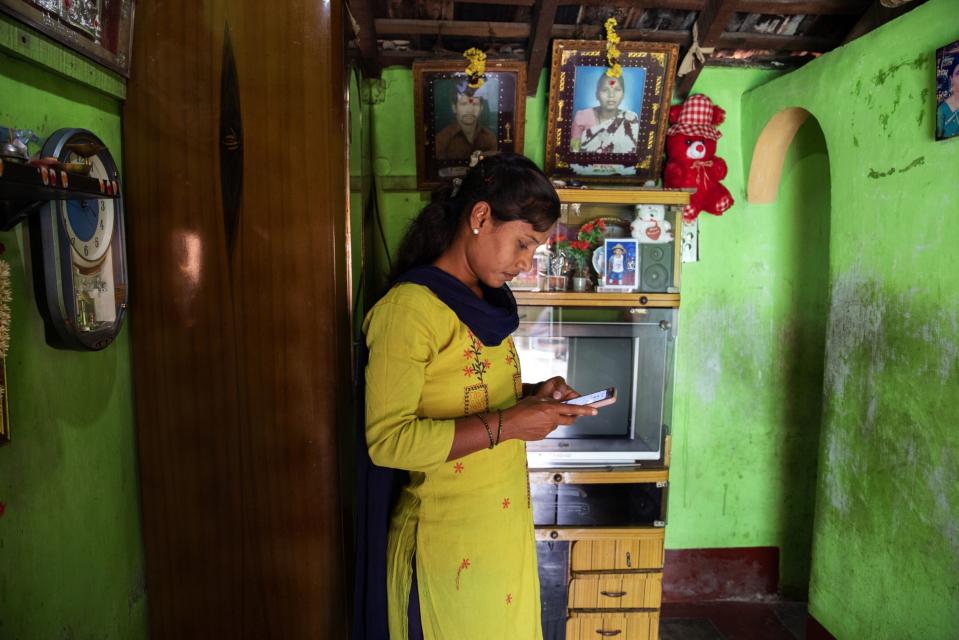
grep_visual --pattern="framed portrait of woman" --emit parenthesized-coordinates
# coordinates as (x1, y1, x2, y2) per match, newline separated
(413, 60, 526, 190)
(935, 40, 959, 142)
(545, 40, 678, 185)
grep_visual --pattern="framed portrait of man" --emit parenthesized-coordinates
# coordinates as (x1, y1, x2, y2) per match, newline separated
(413, 60, 526, 190)
(545, 40, 678, 185)
(935, 40, 959, 142)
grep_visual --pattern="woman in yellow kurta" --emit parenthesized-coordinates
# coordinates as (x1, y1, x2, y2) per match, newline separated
(364, 154, 596, 639)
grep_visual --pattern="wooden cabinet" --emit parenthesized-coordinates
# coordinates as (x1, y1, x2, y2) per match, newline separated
(526, 188, 686, 640)
(566, 613, 661, 640)
(535, 479, 669, 640)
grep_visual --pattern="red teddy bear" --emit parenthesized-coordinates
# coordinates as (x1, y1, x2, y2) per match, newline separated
(664, 94, 734, 222)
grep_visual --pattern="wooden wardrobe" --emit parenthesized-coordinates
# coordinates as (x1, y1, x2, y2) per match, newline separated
(123, 1, 351, 637)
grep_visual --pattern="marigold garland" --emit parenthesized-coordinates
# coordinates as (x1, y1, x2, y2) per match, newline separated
(604, 18, 622, 78)
(463, 48, 487, 89)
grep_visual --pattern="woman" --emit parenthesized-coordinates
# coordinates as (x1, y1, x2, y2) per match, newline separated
(570, 73, 639, 154)
(937, 59, 959, 139)
(363, 154, 595, 639)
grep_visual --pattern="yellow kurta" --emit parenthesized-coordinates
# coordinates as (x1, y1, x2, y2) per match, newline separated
(364, 283, 541, 640)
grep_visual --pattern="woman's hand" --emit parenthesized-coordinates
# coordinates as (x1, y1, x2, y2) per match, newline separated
(501, 394, 596, 443)
(530, 376, 579, 401)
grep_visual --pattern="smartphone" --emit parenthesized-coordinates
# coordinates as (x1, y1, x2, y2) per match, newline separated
(563, 386, 617, 408)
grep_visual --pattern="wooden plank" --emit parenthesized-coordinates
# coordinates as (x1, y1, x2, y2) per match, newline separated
(536, 527, 667, 542)
(513, 292, 680, 308)
(454, 0, 535, 5)
(560, 0, 702, 8)
(842, 0, 923, 44)
(553, 24, 692, 44)
(375, 17, 529, 38)
(530, 468, 669, 485)
(348, 0, 381, 77)
(124, 0, 350, 636)
(718, 31, 838, 51)
(526, 0, 559, 96)
(737, 0, 870, 14)
(677, 0, 739, 98)
(556, 188, 691, 205)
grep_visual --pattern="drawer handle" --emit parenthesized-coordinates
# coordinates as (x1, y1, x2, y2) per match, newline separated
(596, 630, 622, 637)
(625, 551, 632, 568)
(600, 590, 627, 598)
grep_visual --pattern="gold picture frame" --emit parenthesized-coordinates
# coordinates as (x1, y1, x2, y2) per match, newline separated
(545, 39, 678, 185)
(0, 0, 136, 77)
(413, 59, 526, 190)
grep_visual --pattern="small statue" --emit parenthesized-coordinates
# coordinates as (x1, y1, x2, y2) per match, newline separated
(631, 204, 674, 244)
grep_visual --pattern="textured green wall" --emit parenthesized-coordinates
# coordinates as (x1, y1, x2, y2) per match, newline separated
(742, 0, 959, 635)
(667, 67, 829, 599)
(0, 46, 148, 640)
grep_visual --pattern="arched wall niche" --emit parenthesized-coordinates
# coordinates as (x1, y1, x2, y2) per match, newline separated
(747, 107, 812, 204)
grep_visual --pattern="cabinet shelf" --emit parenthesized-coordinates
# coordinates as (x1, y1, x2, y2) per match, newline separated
(535, 526, 666, 542)
(556, 188, 690, 206)
(530, 468, 669, 486)
(513, 291, 679, 308)
(0, 159, 120, 231)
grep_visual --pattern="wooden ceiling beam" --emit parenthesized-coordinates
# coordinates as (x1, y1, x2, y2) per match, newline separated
(559, 0, 869, 13)
(453, 0, 536, 5)
(737, 0, 870, 15)
(677, 0, 739, 98)
(375, 18, 529, 38)
(559, 0, 703, 8)
(842, 0, 924, 44)
(719, 32, 837, 50)
(347, 0, 380, 77)
(527, 0, 560, 95)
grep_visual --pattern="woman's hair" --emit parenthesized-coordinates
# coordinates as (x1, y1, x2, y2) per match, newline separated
(595, 72, 626, 97)
(390, 153, 560, 280)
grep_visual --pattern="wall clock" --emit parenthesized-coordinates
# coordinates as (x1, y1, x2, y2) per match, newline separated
(30, 128, 128, 351)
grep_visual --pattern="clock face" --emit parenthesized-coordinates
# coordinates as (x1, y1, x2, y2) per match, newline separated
(61, 154, 115, 266)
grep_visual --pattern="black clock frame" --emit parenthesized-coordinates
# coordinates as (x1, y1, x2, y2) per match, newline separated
(29, 128, 128, 351)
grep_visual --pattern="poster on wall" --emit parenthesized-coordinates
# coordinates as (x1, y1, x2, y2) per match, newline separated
(545, 40, 678, 185)
(935, 39, 959, 141)
(0, 0, 135, 76)
(413, 59, 526, 190)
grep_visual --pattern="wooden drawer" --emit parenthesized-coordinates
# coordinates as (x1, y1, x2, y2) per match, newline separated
(566, 612, 660, 640)
(571, 535, 664, 572)
(569, 573, 662, 610)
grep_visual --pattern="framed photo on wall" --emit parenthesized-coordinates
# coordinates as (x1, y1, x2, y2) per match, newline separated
(413, 59, 526, 190)
(545, 40, 678, 185)
(935, 39, 959, 141)
(0, 0, 136, 77)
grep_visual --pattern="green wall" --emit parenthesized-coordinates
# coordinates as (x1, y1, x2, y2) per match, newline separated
(667, 67, 829, 598)
(742, 0, 959, 635)
(0, 31, 148, 640)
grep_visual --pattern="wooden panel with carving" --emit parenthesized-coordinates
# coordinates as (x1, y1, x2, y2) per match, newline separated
(123, 0, 350, 637)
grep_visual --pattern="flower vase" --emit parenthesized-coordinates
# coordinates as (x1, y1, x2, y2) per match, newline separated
(571, 274, 591, 292)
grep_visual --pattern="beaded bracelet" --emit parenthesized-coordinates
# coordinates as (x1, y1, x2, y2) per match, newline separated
(494, 409, 503, 446)
(474, 413, 495, 449)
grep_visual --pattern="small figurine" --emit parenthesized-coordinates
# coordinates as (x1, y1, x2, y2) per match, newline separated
(631, 204, 674, 244)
